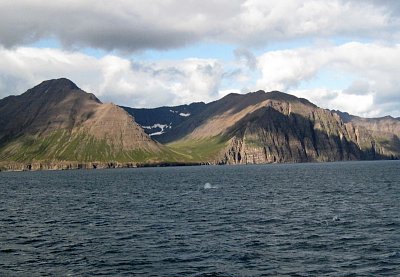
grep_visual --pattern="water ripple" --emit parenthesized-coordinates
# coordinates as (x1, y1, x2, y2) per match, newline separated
(0, 161, 399, 276)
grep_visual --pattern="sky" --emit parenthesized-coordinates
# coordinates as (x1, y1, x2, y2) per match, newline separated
(1, 0, 400, 117)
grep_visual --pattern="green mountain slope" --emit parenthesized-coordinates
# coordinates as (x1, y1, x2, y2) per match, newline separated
(1, 79, 399, 171)
(135, 91, 400, 164)
(0, 78, 175, 169)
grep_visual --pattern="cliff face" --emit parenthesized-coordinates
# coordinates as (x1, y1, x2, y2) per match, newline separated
(219, 101, 400, 164)
(221, 107, 357, 164)
(162, 91, 400, 164)
(1, 81, 399, 169)
(335, 113, 400, 158)
(0, 161, 138, 172)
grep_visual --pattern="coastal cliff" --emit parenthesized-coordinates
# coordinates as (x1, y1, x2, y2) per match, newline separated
(1, 79, 399, 171)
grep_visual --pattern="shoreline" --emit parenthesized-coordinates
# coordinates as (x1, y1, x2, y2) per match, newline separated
(0, 161, 209, 172)
(1, 158, 398, 173)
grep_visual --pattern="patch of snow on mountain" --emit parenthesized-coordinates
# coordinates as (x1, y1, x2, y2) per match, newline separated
(141, 123, 172, 136)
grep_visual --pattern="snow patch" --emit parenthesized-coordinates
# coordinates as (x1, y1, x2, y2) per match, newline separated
(149, 130, 164, 136)
(142, 123, 168, 130)
(141, 123, 172, 136)
(170, 110, 190, 117)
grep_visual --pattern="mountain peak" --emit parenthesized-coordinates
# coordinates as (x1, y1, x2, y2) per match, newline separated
(265, 91, 317, 107)
(0, 79, 161, 164)
(22, 78, 101, 105)
(34, 78, 80, 93)
(0, 78, 103, 139)
(218, 90, 316, 111)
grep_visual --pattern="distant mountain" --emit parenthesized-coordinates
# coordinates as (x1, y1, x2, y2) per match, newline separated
(123, 90, 315, 143)
(0, 78, 166, 170)
(333, 109, 400, 133)
(121, 102, 206, 138)
(1, 79, 399, 171)
(124, 90, 400, 164)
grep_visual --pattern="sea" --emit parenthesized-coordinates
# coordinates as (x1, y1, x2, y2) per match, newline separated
(0, 161, 399, 276)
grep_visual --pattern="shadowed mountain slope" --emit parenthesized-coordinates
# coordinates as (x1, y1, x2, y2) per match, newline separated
(121, 102, 206, 138)
(0, 78, 164, 168)
(125, 90, 400, 164)
(1, 80, 399, 170)
(124, 90, 316, 143)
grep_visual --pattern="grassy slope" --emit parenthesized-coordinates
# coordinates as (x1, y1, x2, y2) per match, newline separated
(0, 131, 227, 164)
(167, 136, 228, 163)
(0, 130, 178, 163)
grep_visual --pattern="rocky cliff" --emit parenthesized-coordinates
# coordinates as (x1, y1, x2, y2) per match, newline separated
(1, 81, 399, 170)
(220, 104, 381, 164)
(163, 91, 400, 164)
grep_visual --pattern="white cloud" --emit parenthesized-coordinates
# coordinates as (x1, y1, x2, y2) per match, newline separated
(1, 42, 400, 117)
(256, 42, 400, 117)
(343, 79, 371, 96)
(234, 48, 257, 70)
(234, 0, 391, 45)
(0, 0, 396, 51)
(290, 88, 375, 117)
(218, 89, 242, 98)
(0, 47, 226, 108)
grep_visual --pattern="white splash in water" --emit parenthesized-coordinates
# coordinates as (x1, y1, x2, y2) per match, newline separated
(204, 182, 217, 189)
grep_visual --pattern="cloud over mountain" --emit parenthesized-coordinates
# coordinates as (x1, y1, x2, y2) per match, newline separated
(257, 42, 400, 116)
(1, 1, 400, 117)
(2, 41, 400, 117)
(0, 47, 226, 108)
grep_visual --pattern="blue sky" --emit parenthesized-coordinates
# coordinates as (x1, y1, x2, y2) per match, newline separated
(1, 0, 400, 117)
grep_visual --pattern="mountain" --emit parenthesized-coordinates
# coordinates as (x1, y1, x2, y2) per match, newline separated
(333, 110, 400, 159)
(124, 90, 400, 164)
(121, 102, 206, 137)
(0, 78, 167, 170)
(334, 110, 400, 135)
(1, 79, 399, 171)
(124, 91, 316, 143)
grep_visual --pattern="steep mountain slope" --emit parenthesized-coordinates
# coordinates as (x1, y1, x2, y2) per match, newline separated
(0, 78, 165, 169)
(334, 110, 400, 136)
(132, 90, 400, 164)
(0, 78, 101, 141)
(1, 80, 399, 170)
(125, 91, 317, 143)
(333, 111, 400, 160)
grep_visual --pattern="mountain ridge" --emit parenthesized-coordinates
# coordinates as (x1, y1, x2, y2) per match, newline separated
(123, 89, 318, 143)
(0, 78, 101, 142)
(1, 78, 399, 171)
(0, 78, 168, 170)
(124, 89, 400, 164)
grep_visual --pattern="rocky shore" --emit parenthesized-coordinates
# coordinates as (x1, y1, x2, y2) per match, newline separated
(0, 161, 210, 172)
(0, 161, 139, 172)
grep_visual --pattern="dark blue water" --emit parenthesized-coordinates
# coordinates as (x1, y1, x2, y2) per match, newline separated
(1, 161, 399, 276)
